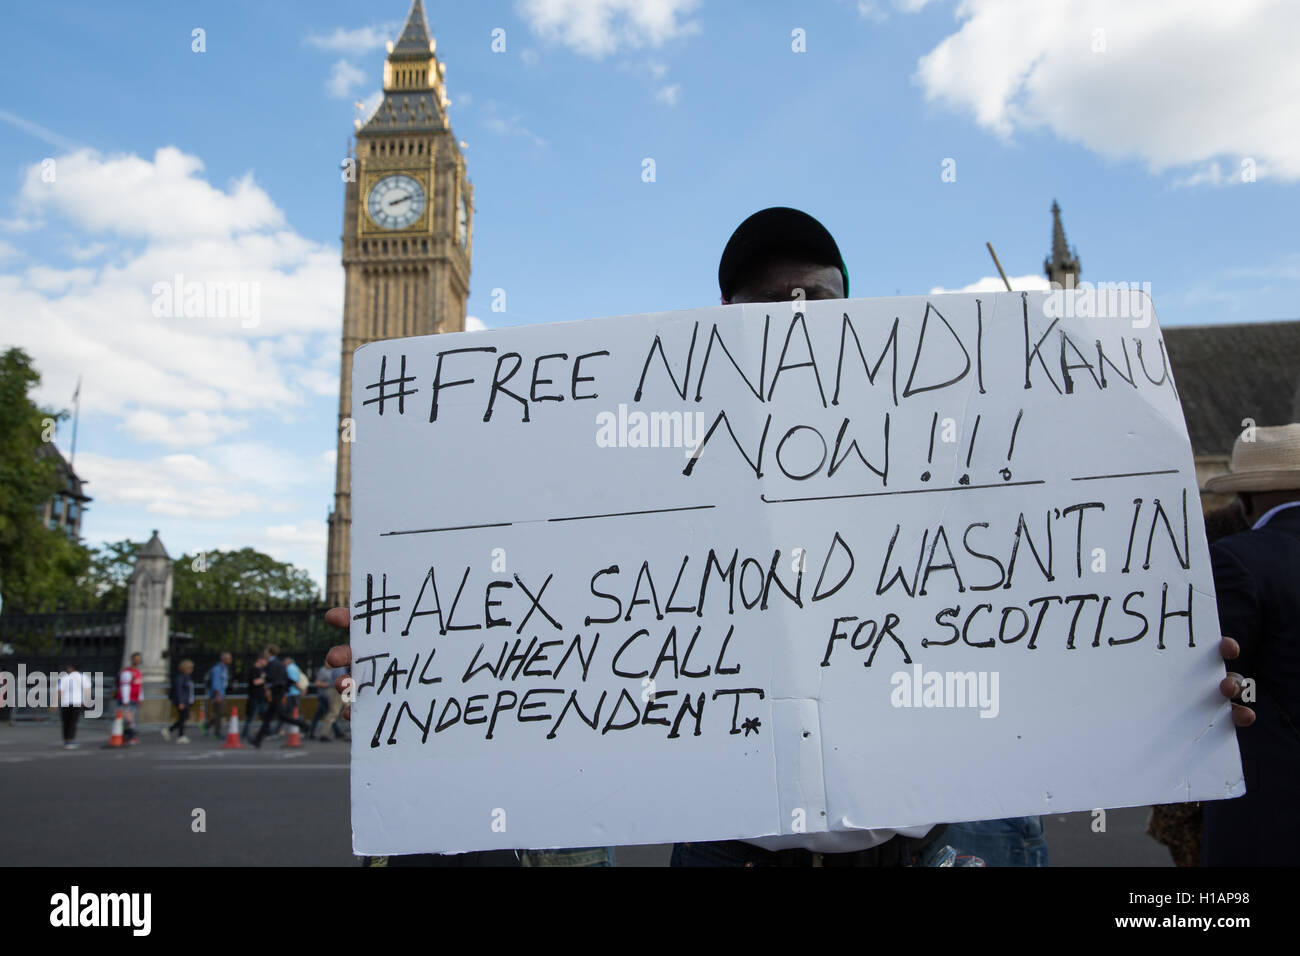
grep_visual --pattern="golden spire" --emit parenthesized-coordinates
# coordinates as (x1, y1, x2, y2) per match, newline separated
(383, 0, 445, 96)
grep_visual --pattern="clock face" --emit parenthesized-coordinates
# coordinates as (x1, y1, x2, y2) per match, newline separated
(367, 174, 425, 230)
(457, 194, 469, 247)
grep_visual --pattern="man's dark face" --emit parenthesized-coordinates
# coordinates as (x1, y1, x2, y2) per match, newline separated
(728, 255, 844, 304)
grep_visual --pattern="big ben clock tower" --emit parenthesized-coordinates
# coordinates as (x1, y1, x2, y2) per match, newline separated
(326, 0, 473, 608)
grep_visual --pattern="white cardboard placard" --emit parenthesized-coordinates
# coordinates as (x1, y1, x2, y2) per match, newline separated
(348, 292, 1243, 855)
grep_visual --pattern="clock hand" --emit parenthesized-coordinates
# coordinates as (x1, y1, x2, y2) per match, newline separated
(386, 195, 411, 208)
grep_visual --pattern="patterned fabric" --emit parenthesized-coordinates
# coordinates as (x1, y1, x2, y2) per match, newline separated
(1147, 803, 1201, 867)
(520, 848, 614, 867)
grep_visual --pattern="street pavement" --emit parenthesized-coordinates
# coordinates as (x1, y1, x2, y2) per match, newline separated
(0, 720, 1170, 866)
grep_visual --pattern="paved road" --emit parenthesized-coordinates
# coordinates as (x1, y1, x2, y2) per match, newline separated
(0, 721, 1170, 866)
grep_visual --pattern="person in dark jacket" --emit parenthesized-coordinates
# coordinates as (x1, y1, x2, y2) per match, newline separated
(162, 659, 195, 743)
(1201, 423, 1300, 865)
(242, 653, 268, 741)
(250, 644, 309, 749)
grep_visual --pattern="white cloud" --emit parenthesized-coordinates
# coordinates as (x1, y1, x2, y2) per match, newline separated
(305, 25, 397, 56)
(0, 216, 38, 232)
(23, 265, 96, 292)
(516, 0, 701, 58)
(465, 315, 487, 331)
(17, 147, 283, 240)
(71, 451, 267, 520)
(1170, 162, 1227, 189)
(67, 436, 337, 535)
(621, 58, 683, 105)
(6, 147, 348, 583)
(327, 59, 368, 99)
(481, 104, 548, 148)
(929, 274, 1052, 295)
(65, 241, 109, 261)
(849, 0, 934, 21)
(297, 363, 339, 397)
(654, 83, 681, 107)
(1, 147, 341, 467)
(264, 520, 329, 550)
(857, 1, 888, 22)
(913, 0, 1300, 181)
(121, 410, 247, 447)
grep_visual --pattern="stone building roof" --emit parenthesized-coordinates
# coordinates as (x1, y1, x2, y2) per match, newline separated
(139, 530, 170, 560)
(392, 0, 433, 58)
(1164, 320, 1300, 458)
(36, 442, 90, 502)
(358, 90, 445, 134)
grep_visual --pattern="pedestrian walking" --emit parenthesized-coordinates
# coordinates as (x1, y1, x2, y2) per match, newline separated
(309, 661, 335, 741)
(163, 660, 195, 743)
(242, 653, 268, 741)
(250, 645, 309, 749)
(203, 652, 232, 738)
(56, 663, 92, 750)
(282, 653, 307, 738)
(118, 651, 143, 745)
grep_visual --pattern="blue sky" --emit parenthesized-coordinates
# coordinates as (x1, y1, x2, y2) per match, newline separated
(2, 0, 1297, 591)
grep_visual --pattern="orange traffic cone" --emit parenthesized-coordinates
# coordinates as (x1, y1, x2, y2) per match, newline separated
(106, 708, 125, 748)
(221, 705, 244, 749)
(283, 703, 303, 748)
(197, 701, 206, 727)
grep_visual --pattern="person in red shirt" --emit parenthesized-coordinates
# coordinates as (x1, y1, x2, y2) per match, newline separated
(118, 652, 144, 745)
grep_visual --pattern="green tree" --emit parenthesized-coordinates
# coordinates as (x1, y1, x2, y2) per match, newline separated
(0, 348, 93, 610)
(81, 538, 143, 609)
(169, 547, 322, 655)
(79, 539, 320, 608)
(74, 541, 322, 654)
(171, 547, 320, 606)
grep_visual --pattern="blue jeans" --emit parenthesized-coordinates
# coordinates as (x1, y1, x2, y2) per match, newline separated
(242, 696, 267, 738)
(309, 694, 329, 737)
(942, 816, 1048, 867)
(119, 701, 139, 739)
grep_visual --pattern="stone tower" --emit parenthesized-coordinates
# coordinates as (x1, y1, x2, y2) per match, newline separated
(1043, 199, 1081, 288)
(326, 0, 473, 608)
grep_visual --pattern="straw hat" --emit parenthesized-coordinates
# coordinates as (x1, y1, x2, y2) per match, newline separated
(1204, 423, 1300, 493)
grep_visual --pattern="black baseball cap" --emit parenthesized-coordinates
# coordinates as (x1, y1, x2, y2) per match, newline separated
(718, 207, 849, 302)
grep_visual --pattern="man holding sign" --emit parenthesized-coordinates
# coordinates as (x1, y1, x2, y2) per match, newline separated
(1201, 424, 1300, 865)
(325, 207, 1253, 866)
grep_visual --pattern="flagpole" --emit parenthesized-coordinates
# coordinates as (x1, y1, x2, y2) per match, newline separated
(986, 242, 1014, 292)
(69, 375, 81, 472)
